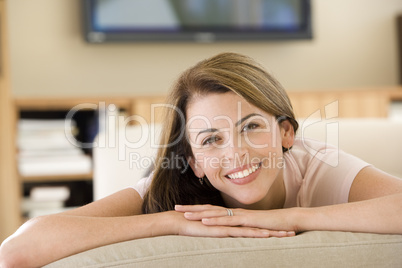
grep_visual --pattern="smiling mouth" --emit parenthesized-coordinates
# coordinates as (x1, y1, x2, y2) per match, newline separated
(225, 163, 262, 180)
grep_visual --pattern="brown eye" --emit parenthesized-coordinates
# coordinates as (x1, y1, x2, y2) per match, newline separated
(241, 122, 260, 132)
(202, 135, 220, 145)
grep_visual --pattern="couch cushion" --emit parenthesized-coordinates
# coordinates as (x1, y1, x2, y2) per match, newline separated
(45, 231, 402, 267)
(297, 118, 402, 178)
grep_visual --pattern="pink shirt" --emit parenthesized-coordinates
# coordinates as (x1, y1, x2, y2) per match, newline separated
(133, 138, 370, 208)
(283, 138, 369, 208)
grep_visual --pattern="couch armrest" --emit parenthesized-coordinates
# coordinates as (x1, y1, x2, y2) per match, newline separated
(45, 231, 402, 267)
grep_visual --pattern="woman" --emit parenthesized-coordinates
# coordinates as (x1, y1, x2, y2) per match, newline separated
(1, 52, 402, 268)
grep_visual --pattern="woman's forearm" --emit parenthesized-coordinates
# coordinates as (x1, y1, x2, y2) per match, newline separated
(0, 212, 176, 268)
(179, 194, 402, 235)
(296, 193, 402, 234)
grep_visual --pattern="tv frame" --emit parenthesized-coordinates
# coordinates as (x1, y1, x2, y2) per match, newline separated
(82, 0, 313, 43)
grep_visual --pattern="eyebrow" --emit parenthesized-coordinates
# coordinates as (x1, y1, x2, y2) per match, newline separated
(235, 113, 263, 127)
(195, 128, 219, 141)
(195, 113, 264, 140)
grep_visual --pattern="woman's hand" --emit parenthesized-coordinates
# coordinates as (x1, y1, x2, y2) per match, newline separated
(174, 205, 297, 237)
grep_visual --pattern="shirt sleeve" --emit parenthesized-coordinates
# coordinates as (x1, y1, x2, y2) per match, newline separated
(130, 171, 154, 199)
(300, 145, 371, 207)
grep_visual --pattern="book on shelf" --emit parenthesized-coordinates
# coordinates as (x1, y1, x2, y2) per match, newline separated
(18, 148, 83, 158)
(18, 132, 80, 151)
(21, 186, 77, 218)
(30, 185, 71, 202)
(17, 118, 92, 177)
(18, 119, 79, 150)
(18, 154, 92, 177)
(18, 119, 76, 132)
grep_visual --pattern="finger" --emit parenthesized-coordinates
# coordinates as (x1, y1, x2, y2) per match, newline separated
(201, 216, 296, 237)
(184, 209, 232, 220)
(202, 216, 245, 226)
(204, 226, 272, 238)
(211, 227, 294, 238)
(175, 204, 218, 212)
(225, 227, 271, 238)
(268, 230, 296, 238)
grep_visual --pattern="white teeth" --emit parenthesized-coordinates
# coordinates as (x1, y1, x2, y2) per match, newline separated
(227, 163, 260, 180)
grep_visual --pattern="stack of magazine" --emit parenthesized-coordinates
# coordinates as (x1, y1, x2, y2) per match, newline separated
(21, 186, 73, 218)
(17, 119, 92, 177)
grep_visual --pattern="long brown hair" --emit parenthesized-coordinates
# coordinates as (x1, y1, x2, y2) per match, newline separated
(142, 52, 298, 213)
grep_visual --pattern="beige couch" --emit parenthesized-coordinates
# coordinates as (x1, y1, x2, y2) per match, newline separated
(45, 119, 402, 267)
(45, 232, 402, 267)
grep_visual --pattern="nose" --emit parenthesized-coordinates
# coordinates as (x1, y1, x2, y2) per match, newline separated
(222, 136, 248, 161)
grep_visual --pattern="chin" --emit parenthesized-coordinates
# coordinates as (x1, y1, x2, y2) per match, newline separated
(234, 194, 265, 206)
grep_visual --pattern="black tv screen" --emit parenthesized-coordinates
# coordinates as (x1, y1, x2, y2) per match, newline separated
(83, 0, 312, 43)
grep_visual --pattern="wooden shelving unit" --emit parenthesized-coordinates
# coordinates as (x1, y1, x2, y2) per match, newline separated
(2, 96, 166, 235)
(13, 97, 133, 223)
(0, 0, 20, 243)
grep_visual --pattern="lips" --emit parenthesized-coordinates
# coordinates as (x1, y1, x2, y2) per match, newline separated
(225, 162, 262, 180)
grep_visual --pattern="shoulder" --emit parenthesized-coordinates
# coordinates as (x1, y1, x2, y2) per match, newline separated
(283, 138, 370, 207)
(349, 166, 402, 202)
(288, 138, 368, 171)
(132, 171, 154, 199)
(284, 138, 339, 176)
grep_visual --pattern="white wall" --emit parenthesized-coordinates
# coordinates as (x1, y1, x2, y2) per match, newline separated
(7, 0, 402, 97)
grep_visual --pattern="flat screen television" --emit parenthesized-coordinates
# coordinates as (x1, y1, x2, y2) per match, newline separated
(82, 0, 312, 43)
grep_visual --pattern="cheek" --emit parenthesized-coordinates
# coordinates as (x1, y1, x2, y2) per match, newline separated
(193, 151, 223, 175)
(244, 131, 281, 150)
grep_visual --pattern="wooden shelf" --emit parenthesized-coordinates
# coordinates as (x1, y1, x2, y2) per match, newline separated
(21, 173, 93, 183)
(15, 97, 133, 111)
(287, 87, 402, 119)
(389, 89, 402, 101)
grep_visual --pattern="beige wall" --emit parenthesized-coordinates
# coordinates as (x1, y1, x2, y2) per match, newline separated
(7, 0, 402, 97)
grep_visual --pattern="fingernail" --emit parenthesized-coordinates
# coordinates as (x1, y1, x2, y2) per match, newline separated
(261, 230, 270, 236)
(184, 212, 193, 216)
(287, 231, 295, 236)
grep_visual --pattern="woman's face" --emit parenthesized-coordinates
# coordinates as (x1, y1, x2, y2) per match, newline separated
(186, 92, 293, 208)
